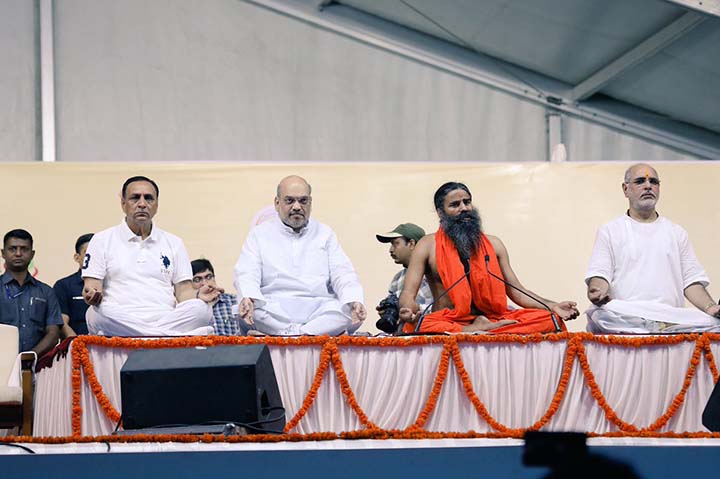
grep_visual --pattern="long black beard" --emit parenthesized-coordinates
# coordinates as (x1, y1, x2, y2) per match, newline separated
(439, 208, 483, 260)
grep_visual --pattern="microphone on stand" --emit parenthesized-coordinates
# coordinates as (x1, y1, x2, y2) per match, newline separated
(481, 253, 562, 333)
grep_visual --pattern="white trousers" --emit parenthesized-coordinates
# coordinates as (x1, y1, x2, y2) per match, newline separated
(254, 296, 353, 336)
(87, 299, 214, 337)
(586, 299, 720, 334)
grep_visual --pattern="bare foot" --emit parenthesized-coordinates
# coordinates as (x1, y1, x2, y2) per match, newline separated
(462, 315, 517, 333)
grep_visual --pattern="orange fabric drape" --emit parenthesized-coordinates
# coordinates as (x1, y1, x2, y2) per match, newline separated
(412, 229, 563, 334)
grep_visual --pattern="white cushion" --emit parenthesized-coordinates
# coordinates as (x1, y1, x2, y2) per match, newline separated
(0, 324, 20, 385)
(0, 385, 22, 405)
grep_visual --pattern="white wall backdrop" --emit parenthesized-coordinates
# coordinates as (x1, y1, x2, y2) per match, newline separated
(0, 0, 37, 162)
(0, 0, 709, 163)
(53, 0, 549, 162)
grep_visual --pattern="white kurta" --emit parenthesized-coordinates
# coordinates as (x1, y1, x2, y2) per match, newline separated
(82, 220, 212, 336)
(234, 217, 363, 335)
(585, 214, 718, 333)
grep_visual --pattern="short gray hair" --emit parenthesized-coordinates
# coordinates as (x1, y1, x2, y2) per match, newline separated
(623, 166, 632, 183)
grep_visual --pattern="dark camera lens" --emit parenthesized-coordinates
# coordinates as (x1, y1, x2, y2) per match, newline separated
(375, 293, 400, 333)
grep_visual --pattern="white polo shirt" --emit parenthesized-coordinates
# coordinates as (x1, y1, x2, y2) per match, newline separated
(82, 220, 193, 319)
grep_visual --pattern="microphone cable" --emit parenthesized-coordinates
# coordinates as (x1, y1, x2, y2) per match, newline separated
(480, 236, 562, 332)
(412, 235, 563, 333)
(413, 269, 471, 333)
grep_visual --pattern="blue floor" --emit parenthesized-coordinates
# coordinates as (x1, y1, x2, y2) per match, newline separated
(2, 445, 719, 478)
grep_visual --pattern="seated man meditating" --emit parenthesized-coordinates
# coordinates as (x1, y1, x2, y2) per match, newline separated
(585, 163, 720, 334)
(234, 175, 366, 336)
(82, 176, 220, 336)
(399, 181, 579, 334)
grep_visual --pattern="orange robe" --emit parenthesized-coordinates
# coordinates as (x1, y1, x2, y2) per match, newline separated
(406, 229, 565, 334)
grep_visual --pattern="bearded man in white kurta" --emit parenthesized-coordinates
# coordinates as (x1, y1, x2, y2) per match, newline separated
(234, 175, 367, 336)
(82, 176, 220, 337)
(585, 164, 720, 334)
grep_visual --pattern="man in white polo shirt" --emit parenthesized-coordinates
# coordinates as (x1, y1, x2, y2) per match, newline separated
(82, 176, 219, 336)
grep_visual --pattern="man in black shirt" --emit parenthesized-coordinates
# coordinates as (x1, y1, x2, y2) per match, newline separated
(53, 233, 94, 337)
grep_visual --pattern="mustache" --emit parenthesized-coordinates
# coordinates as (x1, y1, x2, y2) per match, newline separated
(440, 208, 483, 259)
(441, 208, 481, 227)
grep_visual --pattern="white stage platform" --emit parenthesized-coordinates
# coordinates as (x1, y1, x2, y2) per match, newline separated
(28, 333, 720, 438)
(3, 437, 720, 455)
(3, 437, 720, 479)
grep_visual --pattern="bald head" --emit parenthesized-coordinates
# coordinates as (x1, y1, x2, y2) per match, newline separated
(622, 163, 660, 219)
(624, 163, 658, 184)
(275, 175, 313, 232)
(276, 175, 312, 199)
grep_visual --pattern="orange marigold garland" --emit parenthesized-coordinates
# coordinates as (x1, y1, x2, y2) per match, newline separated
(327, 342, 379, 430)
(72, 334, 332, 431)
(575, 338, 639, 433)
(77, 342, 123, 426)
(70, 340, 83, 436)
(78, 334, 330, 349)
(283, 343, 332, 433)
(523, 335, 578, 431)
(641, 338, 704, 432)
(584, 332, 699, 347)
(701, 335, 719, 383)
(448, 336, 576, 434)
(6, 428, 720, 445)
(448, 339, 512, 433)
(335, 334, 448, 348)
(59, 332, 720, 443)
(574, 335, 706, 432)
(406, 340, 453, 431)
(455, 332, 570, 345)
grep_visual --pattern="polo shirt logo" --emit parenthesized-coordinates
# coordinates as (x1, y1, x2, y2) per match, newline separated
(161, 255, 171, 270)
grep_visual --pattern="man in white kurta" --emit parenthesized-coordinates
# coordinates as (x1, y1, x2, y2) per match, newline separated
(234, 176, 366, 336)
(82, 176, 218, 336)
(585, 164, 720, 333)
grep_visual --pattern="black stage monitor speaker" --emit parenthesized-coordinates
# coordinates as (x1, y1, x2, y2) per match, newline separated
(702, 380, 720, 432)
(120, 344, 285, 433)
(523, 431, 587, 467)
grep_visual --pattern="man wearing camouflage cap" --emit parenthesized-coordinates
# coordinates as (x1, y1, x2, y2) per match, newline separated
(376, 223, 433, 315)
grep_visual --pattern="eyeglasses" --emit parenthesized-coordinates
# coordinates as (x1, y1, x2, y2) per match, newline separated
(281, 196, 311, 206)
(627, 177, 660, 186)
(192, 273, 214, 284)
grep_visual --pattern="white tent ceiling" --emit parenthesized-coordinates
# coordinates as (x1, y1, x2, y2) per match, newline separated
(248, 0, 720, 159)
(340, 0, 720, 134)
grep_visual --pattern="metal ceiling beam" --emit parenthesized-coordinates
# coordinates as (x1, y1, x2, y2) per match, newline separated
(39, 0, 56, 162)
(664, 0, 720, 18)
(316, 0, 334, 11)
(244, 0, 553, 107)
(570, 11, 706, 102)
(243, 0, 720, 160)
